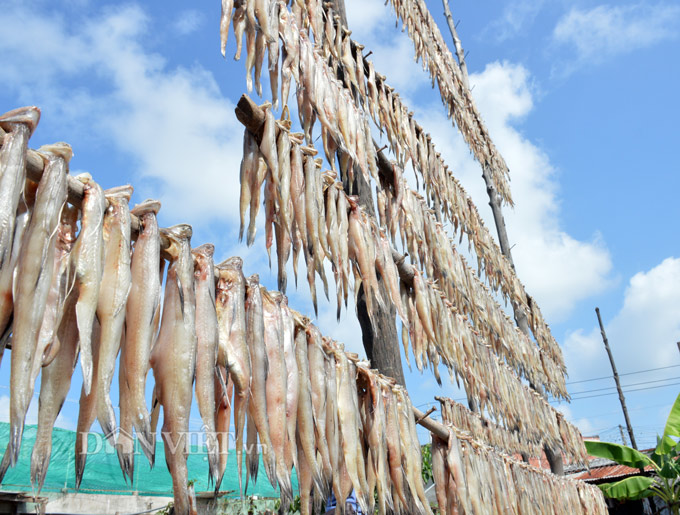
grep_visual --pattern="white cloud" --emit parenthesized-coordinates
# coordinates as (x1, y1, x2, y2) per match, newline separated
(415, 61, 613, 322)
(484, 0, 546, 42)
(0, 4, 243, 226)
(345, 0, 429, 95)
(553, 3, 680, 72)
(173, 9, 204, 36)
(563, 257, 680, 381)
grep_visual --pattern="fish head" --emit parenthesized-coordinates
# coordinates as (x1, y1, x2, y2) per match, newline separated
(37, 142, 74, 164)
(0, 106, 41, 135)
(160, 224, 193, 259)
(104, 185, 134, 203)
(131, 199, 161, 218)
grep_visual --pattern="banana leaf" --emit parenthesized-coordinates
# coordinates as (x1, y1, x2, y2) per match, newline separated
(598, 476, 655, 500)
(585, 440, 654, 469)
(656, 393, 680, 455)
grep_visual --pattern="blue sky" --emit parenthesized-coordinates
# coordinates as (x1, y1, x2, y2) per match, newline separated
(0, 0, 678, 463)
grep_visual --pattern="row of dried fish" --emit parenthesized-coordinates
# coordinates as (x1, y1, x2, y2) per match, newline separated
(379, 170, 566, 394)
(383, 0, 513, 206)
(220, 0, 565, 370)
(0, 107, 431, 514)
(221, 0, 380, 185)
(236, 113, 586, 464)
(431, 423, 606, 514)
(438, 397, 586, 468)
(306, 14, 565, 369)
(238, 87, 566, 398)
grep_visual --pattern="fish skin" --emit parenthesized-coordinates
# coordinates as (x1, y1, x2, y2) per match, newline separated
(233, 0, 246, 60)
(431, 434, 449, 515)
(37, 203, 79, 369)
(323, 344, 340, 510)
(279, 297, 298, 480)
(246, 155, 268, 247)
(296, 431, 313, 515)
(305, 325, 331, 485)
(267, 0, 280, 108)
(239, 130, 259, 242)
(383, 385, 408, 510)
(253, 30, 266, 97)
(2, 142, 69, 473)
(214, 365, 233, 492)
(254, 0, 275, 42)
(336, 189, 350, 309)
(0, 186, 33, 365)
(220, 0, 235, 56)
(261, 289, 292, 509)
(293, 322, 325, 496)
(72, 173, 107, 396)
(244, 18, 257, 93)
(289, 142, 306, 285)
(215, 256, 251, 497)
(192, 243, 220, 486)
(30, 274, 79, 493)
(0, 107, 40, 344)
(94, 185, 133, 446)
(332, 349, 369, 513)
(74, 319, 102, 489)
(244, 275, 277, 489)
(117, 199, 161, 478)
(260, 104, 279, 181)
(150, 224, 198, 515)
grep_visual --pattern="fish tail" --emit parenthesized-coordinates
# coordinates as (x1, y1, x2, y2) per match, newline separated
(97, 397, 118, 445)
(8, 420, 24, 467)
(0, 445, 12, 483)
(30, 437, 52, 494)
(75, 449, 87, 490)
(115, 445, 134, 485)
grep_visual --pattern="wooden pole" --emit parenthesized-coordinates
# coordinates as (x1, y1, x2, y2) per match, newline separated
(438, 12, 562, 472)
(618, 424, 629, 447)
(327, 0, 406, 388)
(595, 307, 638, 450)
(441, 0, 469, 90)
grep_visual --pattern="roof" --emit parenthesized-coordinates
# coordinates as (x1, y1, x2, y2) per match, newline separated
(574, 463, 654, 482)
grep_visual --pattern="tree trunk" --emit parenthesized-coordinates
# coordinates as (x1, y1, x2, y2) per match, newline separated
(329, 0, 405, 387)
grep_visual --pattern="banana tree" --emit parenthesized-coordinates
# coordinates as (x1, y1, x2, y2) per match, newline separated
(585, 393, 680, 514)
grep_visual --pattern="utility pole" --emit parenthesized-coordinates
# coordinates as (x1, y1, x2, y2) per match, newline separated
(618, 425, 628, 446)
(595, 307, 638, 450)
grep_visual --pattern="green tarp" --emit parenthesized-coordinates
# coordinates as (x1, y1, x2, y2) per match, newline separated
(0, 422, 296, 498)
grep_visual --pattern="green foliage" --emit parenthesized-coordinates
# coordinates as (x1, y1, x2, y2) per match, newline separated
(586, 394, 680, 514)
(657, 393, 680, 455)
(584, 440, 654, 469)
(598, 476, 655, 500)
(421, 443, 433, 485)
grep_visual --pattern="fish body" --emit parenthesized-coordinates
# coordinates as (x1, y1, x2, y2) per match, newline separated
(244, 275, 276, 488)
(279, 298, 298, 479)
(118, 199, 161, 477)
(30, 273, 79, 492)
(72, 173, 107, 395)
(215, 256, 251, 496)
(214, 366, 233, 492)
(220, 0, 235, 56)
(150, 224, 198, 515)
(193, 243, 219, 485)
(0, 107, 40, 348)
(94, 185, 133, 443)
(3, 142, 69, 471)
(34, 204, 78, 370)
(262, 289, 292, 509)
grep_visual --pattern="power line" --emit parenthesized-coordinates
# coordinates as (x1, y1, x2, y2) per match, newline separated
(567, 364, 680, 385)
(567, 376, 680, 396)
(565, 380, 680, 401)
